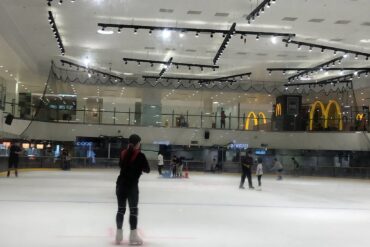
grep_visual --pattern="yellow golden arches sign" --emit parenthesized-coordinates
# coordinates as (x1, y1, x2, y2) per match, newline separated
(245, 112, 267, 130)
(258, 112, 267, 124)
(356, 113, 364, 120)
(309, 100, 343, 131)
(275, 103, 282, 116)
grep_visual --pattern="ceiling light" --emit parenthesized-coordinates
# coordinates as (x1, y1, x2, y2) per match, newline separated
(271, 36, 277, 44)
(309, 46, 313, 52)
(162, 29, 171, 39)
(98, 28, 114, 35)
(355, 54, 359, 59)
(256, 34, 260, 40)
(149, 29, 152, 35)
(179, 31, 185, 38)
(134, 28, 137, 34)
(195, 32, 199, 38)
(117, 28, 121, 33)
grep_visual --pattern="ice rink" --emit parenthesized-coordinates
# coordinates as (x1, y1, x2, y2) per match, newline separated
(0, 169, 370, 247)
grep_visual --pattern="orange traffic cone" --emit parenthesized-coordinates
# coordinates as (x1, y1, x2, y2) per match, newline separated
(184, 165, 189, 178)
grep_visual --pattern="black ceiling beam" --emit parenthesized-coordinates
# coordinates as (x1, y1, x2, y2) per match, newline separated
(284, 80, 351, 87)
(142, 75, 236, 83)
(60, 59, 123, 81)
(97, 23, 295, 38)
(286, 56, 344, 81)
(246, 0, 277, 24)
(143, 72, 252, 83)
(158, 57, 173, 77)
(123, 58, 219, 70)
(283, 39, 370, 59)
(268, 67, 370, 71)
(48, 11, 65, 56)
(202, 72, 252, 83)
(213, 23, 236, 65)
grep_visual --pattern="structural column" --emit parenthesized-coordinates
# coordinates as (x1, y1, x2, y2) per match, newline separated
(141, 89, 162, 126)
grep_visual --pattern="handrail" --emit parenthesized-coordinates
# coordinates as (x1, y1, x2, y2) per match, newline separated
(2, 101, 367, 132)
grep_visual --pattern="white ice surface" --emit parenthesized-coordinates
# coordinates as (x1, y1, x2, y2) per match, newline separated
(0, 170, 370, 247)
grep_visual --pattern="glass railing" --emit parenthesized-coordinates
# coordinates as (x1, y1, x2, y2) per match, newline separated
(3, 101, 368, 132)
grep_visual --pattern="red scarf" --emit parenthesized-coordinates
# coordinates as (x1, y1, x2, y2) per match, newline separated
(121, 148, 140, 164)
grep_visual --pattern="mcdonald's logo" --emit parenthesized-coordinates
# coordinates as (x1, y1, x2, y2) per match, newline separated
(275, 103, 282, 116)
(309, 100, 343, 131)
(245, 112, 267, 130)
(356, 113, 364, 120)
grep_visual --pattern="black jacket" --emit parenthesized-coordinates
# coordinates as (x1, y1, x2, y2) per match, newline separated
(117, 149, 150, 188)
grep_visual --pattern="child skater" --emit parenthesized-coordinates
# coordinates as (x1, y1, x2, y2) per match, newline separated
(256, 157, 263, 191)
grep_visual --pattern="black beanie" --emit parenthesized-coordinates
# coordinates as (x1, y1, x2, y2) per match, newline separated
(128, 134, 141, 146)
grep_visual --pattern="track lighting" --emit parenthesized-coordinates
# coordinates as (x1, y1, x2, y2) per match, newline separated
(97, 23, 294, 40)
(213, 23, 236, 65)
(143, 72, 251, 85)
(122, 57, 218, 70)
(283, 39, 370, 60)
(48, 11, 65, 55)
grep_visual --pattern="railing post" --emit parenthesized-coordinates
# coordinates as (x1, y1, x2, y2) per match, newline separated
(242, 113, 246, 130)
(215, 112, 217, 129)
(172, 110, 175, 127)
(113, 107, 116, 125)
(56, 104, 59, 122)
(201, 112, 203, 128)
(186, 110, 189, 127)
(83, 106, 86, 124)
(128, 108, 131, 125)
(11, 99, 15, 115)
(98, 106, 101, 124)
(228, 112, 231, 129)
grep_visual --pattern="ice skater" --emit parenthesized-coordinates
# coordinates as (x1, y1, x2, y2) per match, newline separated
(256, 157, 263, 190)
(157, 151, 164, 175)
(292, 157, 300, 176)
(115, 134, 150, 245)
(7, 142, 22, 177)
(239, 150, 254, 189)
(272, 158, 283, 180)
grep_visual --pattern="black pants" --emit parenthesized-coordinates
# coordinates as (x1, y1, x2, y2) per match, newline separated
(116, 185, 139, 230)
(240, 169, 253, 188)
(257, 175, 262, 186)
(221, 120, 225, 128)
(158, 165, 163, 175)
(7, 158, 18, 177)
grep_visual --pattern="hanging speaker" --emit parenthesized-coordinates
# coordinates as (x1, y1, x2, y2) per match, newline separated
(204, 130, 210, 139)
(5, 113, 14, 125)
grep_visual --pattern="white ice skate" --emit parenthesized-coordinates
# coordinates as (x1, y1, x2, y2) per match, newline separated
(256, 186, 262, 191)
(115, 229, 123, 245)
(129, 229, 143, 245)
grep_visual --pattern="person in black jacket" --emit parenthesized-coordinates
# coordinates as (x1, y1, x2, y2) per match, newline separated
(239, 150, 255, 189)
(115, 134, 150, 245)
(7, 142, 22, 177)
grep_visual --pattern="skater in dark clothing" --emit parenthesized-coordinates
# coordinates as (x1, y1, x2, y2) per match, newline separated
(7, 142, 22, 177)
(239, 150, 254, 189)
(115, 134, 150, 245)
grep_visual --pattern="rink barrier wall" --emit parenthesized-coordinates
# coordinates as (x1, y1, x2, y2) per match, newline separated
(1, 157, 370, 179)
(5, 119, 370, 151)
